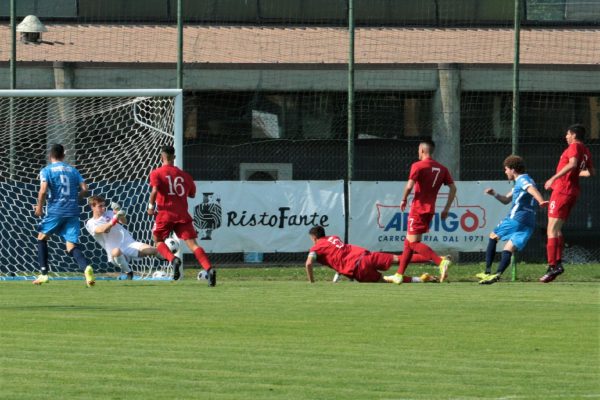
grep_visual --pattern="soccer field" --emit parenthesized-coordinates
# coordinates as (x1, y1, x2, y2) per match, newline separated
(1, 266, 598, 400)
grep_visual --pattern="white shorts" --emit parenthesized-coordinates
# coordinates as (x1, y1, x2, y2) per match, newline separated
(106, 240, 146, 262)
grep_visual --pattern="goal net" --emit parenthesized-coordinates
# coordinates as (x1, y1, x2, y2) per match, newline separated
(0, 89, 182, 280)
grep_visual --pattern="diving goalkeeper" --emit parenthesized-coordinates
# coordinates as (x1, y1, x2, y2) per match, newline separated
(85, 195, 158, 279)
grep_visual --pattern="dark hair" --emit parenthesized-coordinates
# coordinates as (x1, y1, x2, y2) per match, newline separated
(420, 138, 435, 153)
(503, 155, 526, 174)
(161, 145, 175, 156)
(567, 124, 586, 141)
(309, 226, 326, 239)
(48, 143, 65, 160)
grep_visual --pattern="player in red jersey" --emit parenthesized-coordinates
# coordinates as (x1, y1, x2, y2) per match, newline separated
(147, 145, 216, 286)
(384, 139, 457, 285)
(540, 124, 595, 283)
(305, 226, 439, 283)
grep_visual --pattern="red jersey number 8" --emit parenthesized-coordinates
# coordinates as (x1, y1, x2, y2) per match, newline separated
(166, 175, 186, 197)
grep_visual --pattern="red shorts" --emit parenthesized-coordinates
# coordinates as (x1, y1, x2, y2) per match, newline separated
(353, 252, 394, 283)
(407, 212, 433, 235)
(548, 191, 578, 220)
(152, 213, 198, 241)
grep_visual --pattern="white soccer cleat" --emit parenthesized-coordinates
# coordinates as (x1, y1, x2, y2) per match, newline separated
(332, 272, 341, 283)
(384, 273, 404, 285)
(33, 274, 49, 285)
(439, 256, 452, 283)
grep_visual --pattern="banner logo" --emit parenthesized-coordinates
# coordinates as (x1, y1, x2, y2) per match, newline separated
(194, 192, 222, 240)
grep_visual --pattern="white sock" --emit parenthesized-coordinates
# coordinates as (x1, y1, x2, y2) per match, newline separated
(411, 276, 421, 283)
(112, 255, 130, 273)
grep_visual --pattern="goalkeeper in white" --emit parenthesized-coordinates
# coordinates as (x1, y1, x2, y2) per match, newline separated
(85, 195, 158, 279)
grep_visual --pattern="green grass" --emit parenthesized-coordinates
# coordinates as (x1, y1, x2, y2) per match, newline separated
(1, 265, 599, 400)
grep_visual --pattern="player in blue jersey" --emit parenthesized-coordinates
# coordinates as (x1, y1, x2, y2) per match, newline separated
(33, 144, 95, 287)
(477, 155, 548, 284)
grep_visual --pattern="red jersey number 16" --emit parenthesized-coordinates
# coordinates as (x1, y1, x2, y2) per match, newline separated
(166, 175, 186, 197)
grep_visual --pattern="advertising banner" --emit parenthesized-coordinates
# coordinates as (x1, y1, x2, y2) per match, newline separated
(186, 181, 345, 253)
(348, 181, 515, 252)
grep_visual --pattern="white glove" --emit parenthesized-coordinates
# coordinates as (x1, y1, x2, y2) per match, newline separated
(110, 202, 121, 212)
(116, 209, 126, 217)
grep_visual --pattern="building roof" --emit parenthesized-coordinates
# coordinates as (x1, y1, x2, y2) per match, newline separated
(1, 24, 599, 65)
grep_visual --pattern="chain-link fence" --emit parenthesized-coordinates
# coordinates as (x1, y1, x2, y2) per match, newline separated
(1, 1, 599, 266)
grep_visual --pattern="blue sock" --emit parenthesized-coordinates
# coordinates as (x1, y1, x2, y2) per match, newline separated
(69, 247, 89, 272)
(485, 238, 497, 274)
(37, 240, 49, 275)
(496, 250, 513, 275)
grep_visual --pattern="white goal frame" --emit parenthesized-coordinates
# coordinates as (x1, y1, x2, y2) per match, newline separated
(0, 89, 183, 280)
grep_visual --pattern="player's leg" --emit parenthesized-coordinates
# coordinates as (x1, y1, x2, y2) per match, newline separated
(384, 238, 414, 284)
(542, 192, 572, 282)
(477, 229, 501, 280)
(176, 222, 216, 286)
(110, 247, 134, 280)
(481, 223, 532, 285)
(33, 232, 50, 285)
(33, 215, 60, 285)
(61, 217, 95, 287)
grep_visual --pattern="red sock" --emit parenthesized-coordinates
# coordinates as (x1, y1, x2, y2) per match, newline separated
(556, 236, 564, 264)
(411, 241, 442, 265)
(157, 242, 175, 262)
(194, 247, 212, 271)
(398, 240, 413, 275)
(547, 237, 558, 266)
(402, 275, 413, 283)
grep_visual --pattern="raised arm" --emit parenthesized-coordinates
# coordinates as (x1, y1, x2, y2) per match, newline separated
(484, 187, 512, 205)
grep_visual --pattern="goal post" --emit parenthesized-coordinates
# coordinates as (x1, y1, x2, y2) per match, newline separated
(0, 89, 183, 279)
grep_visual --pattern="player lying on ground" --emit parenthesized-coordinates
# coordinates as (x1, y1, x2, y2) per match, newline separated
(477, 155, 548, 285)
(148, 145, 216, 286)
(305, 226, 439, 283)
(33, 143, 95, 287)
(384, 139, 456, 285)
(86, 195, 160, 280)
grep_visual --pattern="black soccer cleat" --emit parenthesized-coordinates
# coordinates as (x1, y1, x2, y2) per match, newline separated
(539, 265, 564, 283)
(207, 268, 216, 287)
(172, 257, 183, 281)
(126, 271, 134, 280)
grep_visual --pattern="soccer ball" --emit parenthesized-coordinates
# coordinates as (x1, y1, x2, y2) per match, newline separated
(165, 237, 179, 253)
(197, 270, 208, 281)
(152, 270, 168, 279)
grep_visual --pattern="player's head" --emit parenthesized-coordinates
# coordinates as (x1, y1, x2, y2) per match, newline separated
(48, 143, 65, 161)
(503, 155, 525, 180)
(87, 195, 106, 215)
(567, 124, 585, 142)
(160, 145, 176, 164)
(418, 139, 435, 160)
(309, 226, 326, 240)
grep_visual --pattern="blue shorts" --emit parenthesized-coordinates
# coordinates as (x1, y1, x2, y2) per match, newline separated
(38, 215, 81, 244)
(493, 217, 534, 251)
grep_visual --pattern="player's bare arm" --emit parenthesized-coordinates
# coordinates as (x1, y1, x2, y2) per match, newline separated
(526, 185, 549, 208)
(400, 180, 415, 211)
(34, 181, 48, 217)
(147, 186, 158, 215)
(485, 187, 512, 205)
(545, 156, 578, 190)
(79, 181, 89, 200)
(305, 251, 317, 283)
(441, 183, 457, 219)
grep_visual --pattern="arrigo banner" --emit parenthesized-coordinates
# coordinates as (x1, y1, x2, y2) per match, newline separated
(349, 181, 514, 252)
(186, 180, 345, 253)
